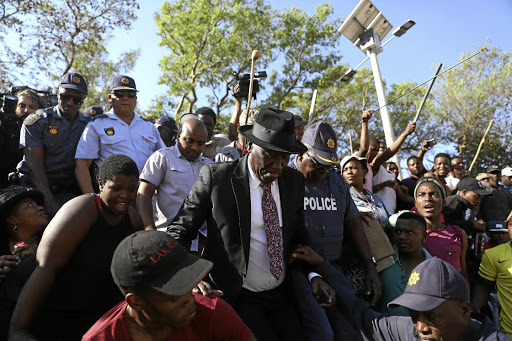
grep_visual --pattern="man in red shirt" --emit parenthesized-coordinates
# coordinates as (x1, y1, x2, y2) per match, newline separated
(83, 231, 255, 341)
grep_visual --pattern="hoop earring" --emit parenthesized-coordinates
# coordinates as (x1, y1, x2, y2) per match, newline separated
(13, 224, 19, 233)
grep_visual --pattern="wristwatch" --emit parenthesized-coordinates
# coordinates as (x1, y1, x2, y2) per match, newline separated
(364, 256, 377, 266)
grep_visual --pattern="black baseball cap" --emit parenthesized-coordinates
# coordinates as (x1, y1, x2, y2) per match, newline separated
(155, 116, 178, 132)
(111, 231, 213, 296)
(302, 122, 339, 165)
(82, 106, 103, 117)
(293, 115, 306, 127)
(487, 165, 501, 173)
(59, 72, 88, 95)
(457, 177, 491, 196)
(388, 258, 470, 311)
(110, 75, 138, 92)
(487, 221, 508, 232)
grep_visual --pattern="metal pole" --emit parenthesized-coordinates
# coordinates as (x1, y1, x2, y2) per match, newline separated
(307, 89, 317, 127)
(367, 49, 401, 178)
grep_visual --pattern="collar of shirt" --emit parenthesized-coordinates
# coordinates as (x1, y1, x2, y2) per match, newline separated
(106, 110, 141, 125)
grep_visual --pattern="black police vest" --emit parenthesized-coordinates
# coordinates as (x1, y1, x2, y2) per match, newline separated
(303, 172, 345, 261)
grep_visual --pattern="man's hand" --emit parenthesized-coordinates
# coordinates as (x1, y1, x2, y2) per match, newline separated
(192, 280, 224, 297)
(311, 276, 336, 308)
(420, 139, 434, 152)
(365, 264, 382, 307)
(405, 122, 416, 135)
(473, 219, 486, 232)
(291, 245, 324, 265)
(362, 109, 373, 123)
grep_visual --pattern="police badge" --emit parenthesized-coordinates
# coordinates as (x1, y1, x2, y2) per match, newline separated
(104, 127, 115, 136)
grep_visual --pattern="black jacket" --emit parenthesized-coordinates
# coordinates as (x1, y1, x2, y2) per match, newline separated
(167, 155, 309, 303)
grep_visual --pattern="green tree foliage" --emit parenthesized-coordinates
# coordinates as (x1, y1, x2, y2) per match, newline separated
(155, 0, 274, 119)
(433, 44, 512, 175)
(262, 4, 342, 110)
(0, 0, 139, 105)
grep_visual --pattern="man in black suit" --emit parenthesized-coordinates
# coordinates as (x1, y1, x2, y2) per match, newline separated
(167, 108, 332, 341)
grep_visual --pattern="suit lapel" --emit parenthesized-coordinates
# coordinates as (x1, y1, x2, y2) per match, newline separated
(278, 171, 292, 253)
(231, 156, 251, 266)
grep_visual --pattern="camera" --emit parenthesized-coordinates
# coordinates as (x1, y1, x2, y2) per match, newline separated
(233, 71, 267, 100)
(425, 138, 437, 148)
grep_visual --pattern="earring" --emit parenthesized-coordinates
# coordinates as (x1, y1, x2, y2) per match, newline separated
(13, 224, 19, 233)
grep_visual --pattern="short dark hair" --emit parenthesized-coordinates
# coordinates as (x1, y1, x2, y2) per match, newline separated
(396, 211, 427, 231)
(98, 154, 139, 183)
(369, 136, 380, 145)
(407, 155, 420, 164)
(195, 107, 216, 125)
(434, 153, 451, 162)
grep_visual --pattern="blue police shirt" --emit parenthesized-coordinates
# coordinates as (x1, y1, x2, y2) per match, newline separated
(18, 106, 90, 184)
(75, 111, 165, 172)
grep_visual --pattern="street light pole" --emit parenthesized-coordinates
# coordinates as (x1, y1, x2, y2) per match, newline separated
(366, 49, 397, 154)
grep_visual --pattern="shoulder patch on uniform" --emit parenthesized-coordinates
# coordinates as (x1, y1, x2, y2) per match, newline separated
(24, 113, 40, 126)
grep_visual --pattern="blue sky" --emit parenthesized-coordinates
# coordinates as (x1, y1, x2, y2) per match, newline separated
(108, 0, 512, 112)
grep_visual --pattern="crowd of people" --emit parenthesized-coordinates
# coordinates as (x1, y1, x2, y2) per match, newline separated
(0, 71, 510, 340)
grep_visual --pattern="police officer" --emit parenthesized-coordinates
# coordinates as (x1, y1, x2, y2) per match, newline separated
(75, 75, 165, 194)
(289, 121, 381, 341)
(17, 72, 89, 216)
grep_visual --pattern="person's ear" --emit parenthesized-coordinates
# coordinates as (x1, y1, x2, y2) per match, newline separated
(108, 93, 113, 102)
(297, 153, 305, 162)
(126, 293, 144, 312)
(247, 142, 253, 153)
(98, 179, 104, 191)
(460, 301, 472, 319)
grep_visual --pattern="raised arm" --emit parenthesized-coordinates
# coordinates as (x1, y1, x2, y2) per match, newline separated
(356, 110, 372, 157)
(373, 122, 416, 170)
(228, 86, 243, 141)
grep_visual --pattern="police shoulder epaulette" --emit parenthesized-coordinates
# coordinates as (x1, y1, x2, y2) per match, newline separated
(91, 113, 108, 121)
(23, 113, 41, 126)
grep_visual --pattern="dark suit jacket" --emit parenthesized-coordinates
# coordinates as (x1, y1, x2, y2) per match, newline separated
(167, 155, 309, 303)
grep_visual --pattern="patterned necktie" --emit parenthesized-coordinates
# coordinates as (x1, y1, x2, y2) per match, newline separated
(261, 183, 283, 280)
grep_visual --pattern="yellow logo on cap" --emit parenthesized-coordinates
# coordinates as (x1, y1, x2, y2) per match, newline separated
(121, 77, 130, 84)
(408, 271, 420, 286)
(72, 76, 81, 83)
(90, 109, 96, 116)
(327, 138, 335, 149)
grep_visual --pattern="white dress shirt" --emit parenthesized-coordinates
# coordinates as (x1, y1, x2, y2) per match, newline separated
(243, 159, 286, 292)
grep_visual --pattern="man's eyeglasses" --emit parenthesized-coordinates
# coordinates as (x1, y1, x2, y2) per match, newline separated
(307, 153, 335, 171)
(113, 90, 137, 99)
(59, 94, 85, 105)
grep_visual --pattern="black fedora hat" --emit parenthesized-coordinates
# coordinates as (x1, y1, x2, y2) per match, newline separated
(239, 108, 307, 154)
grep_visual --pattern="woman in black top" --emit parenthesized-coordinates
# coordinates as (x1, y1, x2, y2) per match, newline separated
(10, 155, 143, 340)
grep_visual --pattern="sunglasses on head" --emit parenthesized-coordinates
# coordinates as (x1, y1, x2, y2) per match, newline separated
(307, 153, 335, 170)
(113, 90, 137, 98)
(59, 93, 85, 105)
